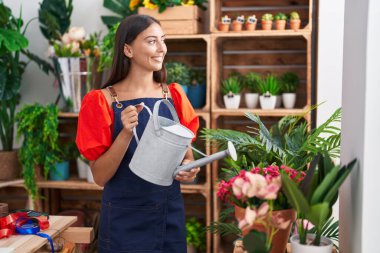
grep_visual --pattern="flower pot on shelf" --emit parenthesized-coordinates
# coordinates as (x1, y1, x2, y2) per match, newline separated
(87, 166, 95, 183)
(245, 15, 257, 31)
(244, 93, 259, 109)
(137, 6, 202, 35)
(219, 23, 230, 32)
(282, 93, 297, 109)
(180, 84, 189, 95)
(275, 20, 286, 30)
(0, 150, 21, 180)
(76, 158, 89, 179)
(187, 245, 197, 253)
(188, 83, 206, 109)
(231, 21, 243, 32)
(261, 20, 273, 30)
(235, 206, 296, 253)
(290, 234, 333, 253)
(259, 95, 277, 109)
(223, 94, 241, 109)
(290, 19, 301, 31)
(49, 161, 70, 181)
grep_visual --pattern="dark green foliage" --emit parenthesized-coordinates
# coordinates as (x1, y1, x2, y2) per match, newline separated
(186, 217, 206, 250)
(243, 230, 270, 253)
(16, 104, 61, 200)
(38, 0, 73, 43)
(257, 74, 280, 95)
(101, 0, 136, 28)
(99, 23, 119, 71)
(0, 2, 53, 151)
(165, 61, 191, 85)
(280, 72, 300, 93)
(221, 76, 242, 95)
(244, 72, 262, 93)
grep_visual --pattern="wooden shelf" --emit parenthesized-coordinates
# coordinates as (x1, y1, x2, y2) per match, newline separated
(58, 112, 79, 118)
(211, 108, 308, 117)
(211, 29, 311, 38)
(166, 34, 210, 40)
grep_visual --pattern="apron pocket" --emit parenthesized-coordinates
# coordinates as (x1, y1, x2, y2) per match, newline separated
(109, 202, 165, 252)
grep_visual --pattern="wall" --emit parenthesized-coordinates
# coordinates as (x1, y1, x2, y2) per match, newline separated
(340, 0, 380, 252)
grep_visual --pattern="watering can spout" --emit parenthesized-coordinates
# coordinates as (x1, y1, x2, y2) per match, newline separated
(173, 141, 237, 177)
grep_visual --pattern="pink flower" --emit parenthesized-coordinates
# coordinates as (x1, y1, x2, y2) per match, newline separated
(61, 33, 71, 44)
(238, 202, 269, 230)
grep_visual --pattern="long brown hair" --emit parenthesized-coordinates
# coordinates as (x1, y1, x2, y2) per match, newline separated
(102, 14, 167, 88)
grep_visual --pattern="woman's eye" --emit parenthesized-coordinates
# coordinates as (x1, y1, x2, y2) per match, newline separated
(148, 40, 156, 44)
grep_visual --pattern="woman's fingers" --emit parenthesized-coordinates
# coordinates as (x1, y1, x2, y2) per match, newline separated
(175, 167, 200, 182)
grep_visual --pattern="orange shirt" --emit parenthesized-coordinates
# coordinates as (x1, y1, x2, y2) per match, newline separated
(76, 83, 199, 161)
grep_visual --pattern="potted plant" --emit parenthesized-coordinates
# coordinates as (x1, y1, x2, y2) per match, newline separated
(258, 74, 280, 109)
(15, 103, 60, 201)
(221, 76, 242, 109)
(261, 13, 273, 30)
(165, 61, 191, 94)
(219, 15, 231, 32)
(231, 15, 245, 32)
(274, 12, 287, 30)
(280, 72, 300, 109)
(49, 142, 78, 181)
(0, 2, 53, 181)
(281, 153, 357, 253)
(186, 217, 206, 253)
(188, 68, 206, 109)
(289, 11, 301, 31)
(243, 72, 261, 109)
(245, 15, 257, 31)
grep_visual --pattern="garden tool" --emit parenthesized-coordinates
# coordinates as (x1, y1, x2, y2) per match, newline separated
(129, 100, 237, 186)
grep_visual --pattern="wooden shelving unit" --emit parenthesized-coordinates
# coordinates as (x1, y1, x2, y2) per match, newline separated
(209, 0, 314, 252)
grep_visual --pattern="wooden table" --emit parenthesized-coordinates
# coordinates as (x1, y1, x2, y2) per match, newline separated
(0, 215, 77, 253)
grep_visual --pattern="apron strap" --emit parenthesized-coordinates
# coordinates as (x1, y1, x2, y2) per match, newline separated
(106, 86, 123, 109)
(161, 83, 169, 100)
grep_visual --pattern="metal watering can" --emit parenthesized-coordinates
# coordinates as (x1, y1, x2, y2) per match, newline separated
(129, 99, 237, 186)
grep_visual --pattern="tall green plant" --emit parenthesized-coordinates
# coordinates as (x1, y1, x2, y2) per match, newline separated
(221, 76, 242, 95)
(257, 74, 280, 95)
(38, 0, 73, 44)
(281, 153, 356, 246)
(101, 0, 136, 28)
(99, 22, 119, 71)
(244, 72, 262, 93)
(280, 72, 300, 93)
(0, 2, 53, 151)
(165, 61, 191, 85)
(16, 104, 60, 200)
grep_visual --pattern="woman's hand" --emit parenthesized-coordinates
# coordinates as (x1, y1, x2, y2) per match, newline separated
(121, 104, 143, 135)
(175, 159, 200, 183)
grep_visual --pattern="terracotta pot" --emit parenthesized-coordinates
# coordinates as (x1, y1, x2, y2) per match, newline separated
(231, 22, 243, 31)
(0, 150, 21, 180)
(261, 20, 273, 30)
(219, 23, 230, 32)
(275, 20, 286, 30)
(290, 19, 301, 30)
(235, 206, 296, 253)
(245, 22, 257, 31)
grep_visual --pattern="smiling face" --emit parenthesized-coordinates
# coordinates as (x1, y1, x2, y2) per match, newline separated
(124, 22, 167, 72)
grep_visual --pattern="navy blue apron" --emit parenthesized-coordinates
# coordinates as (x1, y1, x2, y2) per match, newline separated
(98, 97, 186, 253)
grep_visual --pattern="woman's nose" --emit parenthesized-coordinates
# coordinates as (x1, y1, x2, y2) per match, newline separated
(157, 40, 166, 53)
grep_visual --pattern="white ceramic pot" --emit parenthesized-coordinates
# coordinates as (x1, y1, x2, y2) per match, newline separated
(223, 94, 241, 109)
(282, 93, 297, 109)
(87, 167, 95, 183)
(290, 234, 333, 253)
(275, 94, 282, 108)
(244, 93, 259, 109)
(187, 245, 197, 253)
(259, 95, 277, 109)
(76, 158, 89, 179)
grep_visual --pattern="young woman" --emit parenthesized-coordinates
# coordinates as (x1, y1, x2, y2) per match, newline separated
(76, 14, 200, 252)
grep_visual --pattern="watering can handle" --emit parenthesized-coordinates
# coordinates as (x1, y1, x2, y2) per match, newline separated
(132, 103, 152, 144)
(152, 99, 180, 136)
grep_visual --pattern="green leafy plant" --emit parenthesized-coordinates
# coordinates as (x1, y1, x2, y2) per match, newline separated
(308, 217, 339, 250)
(0, 2, 53, 152)
(280, 72, 300, 93)
(142, 0, 208, 13)
(244, 72, 262, 93)
(165, 61, 191, 85)
(257, 74, 280, 96)
(15, 104, 61, 200)
(186, 217, 206, 250)
(221, 76, 242, 95)
(261, 13, 273, 21)
(289, 11, 300, 20)
(101, 0, 137, 28)
(99, 22, 119, 71)
(281, 153, 357, 246)
(38, 0, 73, 44)
(274, 12, 287, 21)
(189, 68, 206, 85)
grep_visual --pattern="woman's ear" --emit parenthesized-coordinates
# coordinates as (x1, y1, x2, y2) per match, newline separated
(124, 44, 133, 58)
